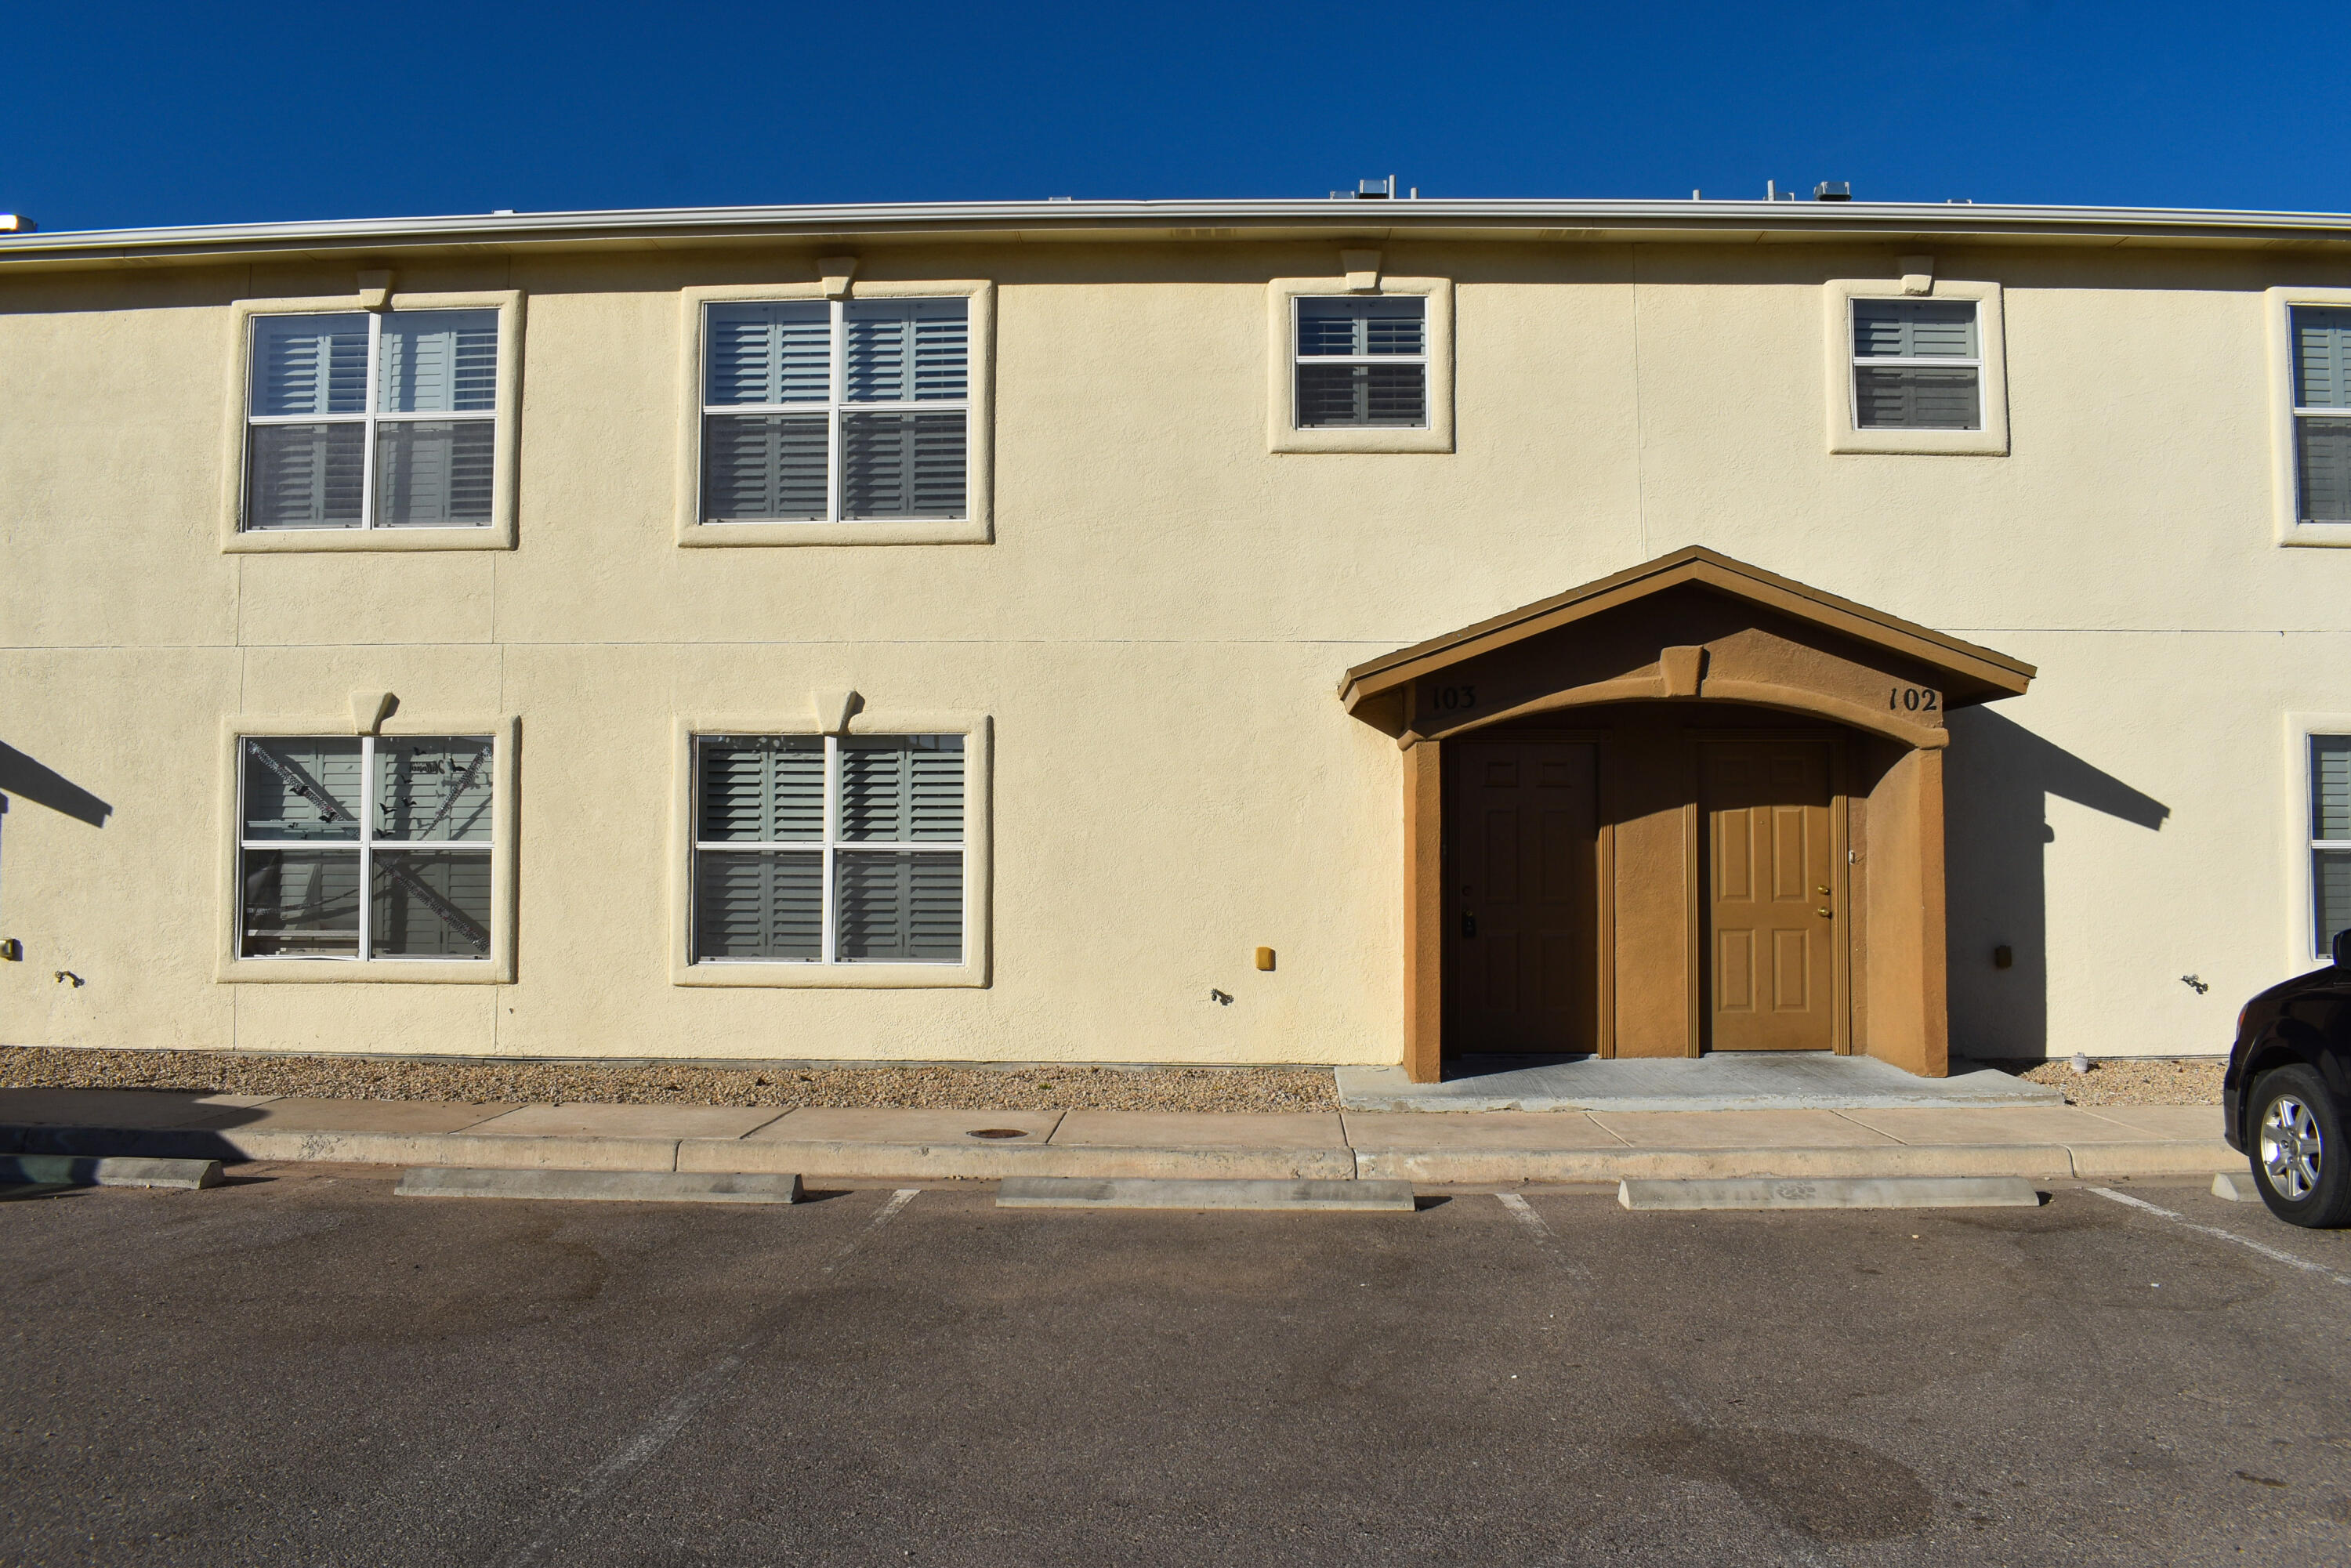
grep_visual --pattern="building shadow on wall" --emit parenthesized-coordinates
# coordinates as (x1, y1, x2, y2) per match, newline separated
(0, 742, 113, 827)
(1943, 708, 2168, 1063)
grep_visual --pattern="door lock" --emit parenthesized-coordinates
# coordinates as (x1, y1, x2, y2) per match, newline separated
(1460, 912, 1478, 939)
(1817, 907, 1834, 919)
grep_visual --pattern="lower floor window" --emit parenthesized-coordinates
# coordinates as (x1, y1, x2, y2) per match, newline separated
(692, 733, 965, 964)
(239, 734, 494, 959)
(2314, 736, 2351, 957)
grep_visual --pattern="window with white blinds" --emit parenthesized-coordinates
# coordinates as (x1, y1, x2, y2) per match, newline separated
(1850, 299, 1982, 431)
(692, 733, 965, 964)
(1294, 297, 1427, 428)
(238, 734, 494, 959)
(700, 299, 969, 523)
(244, 310, 500, 531)
(2311, 736, 2351, 958)
(2291, 307, 2351, 524)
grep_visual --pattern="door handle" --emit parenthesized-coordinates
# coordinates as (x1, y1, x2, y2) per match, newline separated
(1461, 912, 1478, 938)
(1817, 907, 1834, 919)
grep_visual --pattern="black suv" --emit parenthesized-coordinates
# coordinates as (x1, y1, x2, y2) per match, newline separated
(2226, 927, 2351, 1227)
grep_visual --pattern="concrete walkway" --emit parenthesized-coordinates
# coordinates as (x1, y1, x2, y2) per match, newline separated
(0, 1085, 2233, 1185)
(1339, 1052, 2063, 1112)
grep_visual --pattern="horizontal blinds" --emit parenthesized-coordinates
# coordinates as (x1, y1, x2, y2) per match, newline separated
(1853, 367, 1981, 431)
(705, 302, 830, 406)
(2293, 307, 2351, 409)
(371, 850, 492, 957)
(694, 850, 822, 960)
(840, 737, 964, 841)
(241, 849, 363, 957)
(247, 425, 366, 530)
(375, 422, 495, 527)
(1296, 297, 1425, 357)
(701, 415, 827, 521)
(1853, 299, 1978, 359)
(2313, 737, 2351, 839)
(244, 738, 364, 838)
(1296, 364, 1426, 427)
(2298, 420, 2351, 523)
(252, 314, 368, 417)
(842, 411, 966, 518)
(378, 310, 498, 413)
(699, 737, 824, 842)
(846, 300, 968, 403)
(835, 851, 963, 962)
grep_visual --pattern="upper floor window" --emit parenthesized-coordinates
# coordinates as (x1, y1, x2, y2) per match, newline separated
(699, 299, 969, 523)
(1293, 297, 1427, 429)
(1850, 299, 1981, 431)
(691, 733, 965, 965)
(238, 734, 494, 960)
(2291, 306, 2351, 524)
(244, 310, 499, 531)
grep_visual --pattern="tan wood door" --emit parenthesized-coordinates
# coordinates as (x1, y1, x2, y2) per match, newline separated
(1443, 741, 1599, 1054)
(1701, 741, 1838, 1052)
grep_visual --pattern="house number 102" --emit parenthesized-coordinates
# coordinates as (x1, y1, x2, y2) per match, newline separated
(1889, 686, 1940, 712)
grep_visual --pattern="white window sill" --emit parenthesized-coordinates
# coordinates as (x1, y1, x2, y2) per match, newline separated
(224, 525, 513, 554)
(1828, 426, 2007, 457)
(216, 958, 509, 984)
(677, 518, 991, 548)
(2281, 523, 2351, 548)
(1272, 425, 1452, 455)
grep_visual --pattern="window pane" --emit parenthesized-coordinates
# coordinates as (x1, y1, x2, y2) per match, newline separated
(246, 423, 365, 531)
(705, 302, 830, 406)
(2317, 849, 2351, 958)
(371, 849, 492, 958)
(2293, 306, 2351, 411)
(835, 851, 962, 963)
(375, 737, 494, 842)
(694, 850, 821, 960)
(378, 310, 498, 413)
(2296, 418, 2351, 523)
(374, 420, 495, 527)
(1296, 362, 1427, 428)
(840, 735, 964, 842)
(252, 314, 368, 417)
(1296, 297, 1423, 357)
(2313, 737, 2351, 840)
(1853, 299, 1977, 360)
(845, 299, 968, 404)
(698, 737, 823, 842)
(1853, 367, 1981, 430)
(842, 411, 965, 518)
(702, 413, 828, 521)
(243, 738, 364, 840)
(241, 849, 361, 957)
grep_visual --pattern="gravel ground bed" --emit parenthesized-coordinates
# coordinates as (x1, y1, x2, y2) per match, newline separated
(0, 1047, 1339, 1114)
(2005, 1057, 2224, 1106)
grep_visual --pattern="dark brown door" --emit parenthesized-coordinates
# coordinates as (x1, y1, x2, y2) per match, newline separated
(1444, 741, 1599, 1054)
(1701, 741, 1837, 1052)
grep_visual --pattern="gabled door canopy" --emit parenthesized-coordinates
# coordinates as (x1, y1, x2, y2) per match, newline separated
(1340, 546, 2034, 747)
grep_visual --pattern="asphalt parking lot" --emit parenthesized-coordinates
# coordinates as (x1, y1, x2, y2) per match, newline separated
(3, 1167, 2348, 1566)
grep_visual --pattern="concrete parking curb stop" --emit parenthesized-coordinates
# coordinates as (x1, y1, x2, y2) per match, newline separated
(395, 1168, 804, 1204)
(0, 1153, 223, 1190)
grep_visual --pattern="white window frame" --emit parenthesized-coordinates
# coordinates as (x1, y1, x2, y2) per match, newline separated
(1266, 274, 1454, 454)
(675, 278, 994, 548)
(1291, 296, 1430, 431)
(2265, 286, 2351, 547)
(671, 708, 991, 987)
(220, 289, 522, 552)
(1822, 277, 2007, 457)
(216, 714, 517, 983)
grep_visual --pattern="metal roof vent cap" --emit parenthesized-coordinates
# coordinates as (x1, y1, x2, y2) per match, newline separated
(1813, 181, 1853, 201)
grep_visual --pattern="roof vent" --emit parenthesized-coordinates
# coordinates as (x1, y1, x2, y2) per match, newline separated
(1331, 176, 1396, 199)
(0, 214, 35, 234)
(1813, 181, 1852, 201)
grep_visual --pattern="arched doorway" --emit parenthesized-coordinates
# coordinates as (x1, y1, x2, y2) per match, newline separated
(1340, 548, 2035, 1082)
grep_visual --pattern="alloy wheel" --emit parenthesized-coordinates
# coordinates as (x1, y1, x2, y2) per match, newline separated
(2261, 1095, 2324, 1200)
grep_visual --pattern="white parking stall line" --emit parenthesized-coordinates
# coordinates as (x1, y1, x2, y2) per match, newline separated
(2087, 1186, 2351, 1287)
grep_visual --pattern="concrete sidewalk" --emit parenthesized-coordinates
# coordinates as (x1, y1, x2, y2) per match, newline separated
(0, 1086, 2234, 1185)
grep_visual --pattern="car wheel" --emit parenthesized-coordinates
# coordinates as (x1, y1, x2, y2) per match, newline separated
(2249, 1065, 2351, 1228)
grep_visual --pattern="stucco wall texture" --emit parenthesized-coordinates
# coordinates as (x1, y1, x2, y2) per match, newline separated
(2, 234, 2345, 1063)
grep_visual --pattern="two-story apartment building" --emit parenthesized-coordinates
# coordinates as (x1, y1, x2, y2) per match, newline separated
(3, 196, 2348, 1081)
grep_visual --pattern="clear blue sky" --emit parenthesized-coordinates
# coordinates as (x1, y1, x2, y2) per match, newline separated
(9, 0, 2346, 232)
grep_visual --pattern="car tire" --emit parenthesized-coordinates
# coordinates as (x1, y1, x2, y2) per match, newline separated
(2248, 1065, 2351, 1228)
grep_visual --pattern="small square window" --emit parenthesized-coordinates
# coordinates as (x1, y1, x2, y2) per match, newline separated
(1293, 297, 1428, 429)
(243, 310, 502, 532)
(1850, 299, 1981, 431)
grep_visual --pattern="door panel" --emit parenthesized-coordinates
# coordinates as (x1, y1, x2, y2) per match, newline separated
(1703, 742, 1836, 1052)
(1444, 741, 1599, 1054)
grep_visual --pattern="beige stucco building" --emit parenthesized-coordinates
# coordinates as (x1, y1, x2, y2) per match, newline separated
(5, 195, 2351, 1079)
